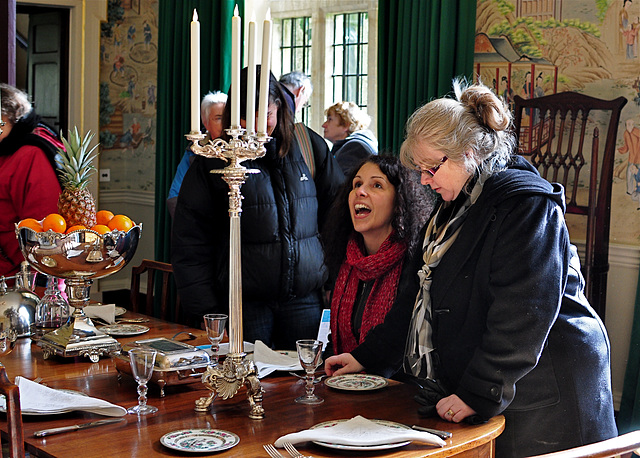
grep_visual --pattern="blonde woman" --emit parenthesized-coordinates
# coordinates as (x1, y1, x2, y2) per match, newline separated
(322, 101, 378, 175)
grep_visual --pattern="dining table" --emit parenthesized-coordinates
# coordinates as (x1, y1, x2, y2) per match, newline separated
(0, 310, 504, 457)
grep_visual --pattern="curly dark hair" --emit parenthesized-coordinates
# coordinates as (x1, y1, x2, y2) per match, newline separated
(321, 154, 435, 278)
(222, 65, 294, 157)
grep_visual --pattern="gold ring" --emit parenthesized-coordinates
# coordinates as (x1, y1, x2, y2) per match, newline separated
(446, 409, 454, 417)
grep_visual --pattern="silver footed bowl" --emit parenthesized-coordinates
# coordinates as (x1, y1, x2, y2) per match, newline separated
(15, 224, 141, 280)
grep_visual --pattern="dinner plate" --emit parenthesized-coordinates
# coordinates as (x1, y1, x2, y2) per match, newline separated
(160, 429, 239, 453)
(310, 419, 411, 451)
(325, 374, 388, 391)
(98, 324, 149, 336)
(114, 306, 127, 317)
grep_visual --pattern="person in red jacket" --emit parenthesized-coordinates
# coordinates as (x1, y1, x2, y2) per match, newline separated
(0, 84, 62, 279)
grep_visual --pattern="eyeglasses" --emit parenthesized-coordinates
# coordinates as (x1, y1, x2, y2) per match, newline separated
(419, 156, 448, 177)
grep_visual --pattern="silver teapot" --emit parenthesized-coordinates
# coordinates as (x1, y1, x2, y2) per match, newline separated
(0, 262, 38, 339)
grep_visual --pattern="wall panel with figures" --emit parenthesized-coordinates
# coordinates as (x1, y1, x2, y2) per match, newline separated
(475, 0, 640, 408)
(98, 0, 158, 194)
(96, 0, 158, 291)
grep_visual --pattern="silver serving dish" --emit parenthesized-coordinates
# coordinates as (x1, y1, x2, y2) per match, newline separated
(15, 224, 142, 361)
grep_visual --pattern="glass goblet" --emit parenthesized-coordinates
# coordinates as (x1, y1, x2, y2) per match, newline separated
(295, 339, 324, 405)
(204, 314, 227, 366)
(127, 348, 158, 415)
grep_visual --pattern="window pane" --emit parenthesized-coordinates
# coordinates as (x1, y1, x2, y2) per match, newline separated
(280, 16, 311, 76)
(331, 12, 368, 107)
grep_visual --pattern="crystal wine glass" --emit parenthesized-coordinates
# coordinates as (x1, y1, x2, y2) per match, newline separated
(127, 348, 158, 415)
(295, 339, 324, 405)
(204, 314, 227, 366)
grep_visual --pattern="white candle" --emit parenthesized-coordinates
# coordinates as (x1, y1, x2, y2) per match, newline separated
(246, 13, 257, 135)
(257, 9, 272, 135)
(190, 9, 200, 133)
(231, 5, 241, 127)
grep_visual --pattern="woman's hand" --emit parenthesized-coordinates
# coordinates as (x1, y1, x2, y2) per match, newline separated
(436, 394, 477, 423)
(324, 353, 364, 376)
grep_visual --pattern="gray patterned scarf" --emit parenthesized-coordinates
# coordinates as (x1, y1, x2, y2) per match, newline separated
(404, 180, 484, 379)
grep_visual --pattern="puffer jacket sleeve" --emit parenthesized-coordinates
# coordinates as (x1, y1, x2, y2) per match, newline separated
(171, 155, 228, 326)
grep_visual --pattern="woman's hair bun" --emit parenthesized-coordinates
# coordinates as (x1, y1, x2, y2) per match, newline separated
(456, 80, 510, 132)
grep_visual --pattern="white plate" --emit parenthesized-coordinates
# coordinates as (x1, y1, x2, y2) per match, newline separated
(114, 306, 127, 317)
(98, 324, 149, 336)
(310, 419, 411, 451)
(325, 374, 388, 391)
(160, 429, 239, 453)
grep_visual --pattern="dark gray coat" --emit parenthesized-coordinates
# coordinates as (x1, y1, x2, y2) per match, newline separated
(425, 157, 616, 457)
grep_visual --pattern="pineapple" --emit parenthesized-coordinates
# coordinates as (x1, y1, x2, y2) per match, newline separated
(56, 128, 99, 228)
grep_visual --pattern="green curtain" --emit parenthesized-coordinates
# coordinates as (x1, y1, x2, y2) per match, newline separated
(155, 0, 242, 264)
(377, 0, 477, 155)
(616, 271, 640, 433)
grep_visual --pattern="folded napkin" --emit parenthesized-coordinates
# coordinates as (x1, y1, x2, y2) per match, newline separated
(0, 376, 127, 417)
(71, 304, 116, 324)
(253, 340, 302, 378)
(274, 415, 446, 448)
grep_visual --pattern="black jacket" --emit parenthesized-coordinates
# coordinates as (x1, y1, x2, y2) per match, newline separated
(424, 156, 616, 457)
(172, 126, 344, 325)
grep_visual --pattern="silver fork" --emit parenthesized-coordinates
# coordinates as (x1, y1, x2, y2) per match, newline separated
(283, 442, 313, 458)
(263, 444, 285, 458)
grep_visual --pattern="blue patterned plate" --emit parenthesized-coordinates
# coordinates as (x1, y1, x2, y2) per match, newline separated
(160, 429, 240, 452)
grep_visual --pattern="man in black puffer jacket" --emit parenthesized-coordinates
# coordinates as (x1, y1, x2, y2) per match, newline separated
(172, 69, 344, 349)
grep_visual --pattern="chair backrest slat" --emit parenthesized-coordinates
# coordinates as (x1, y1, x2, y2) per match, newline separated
(513, 92, 627, 321)
(129, 259, 180, 322)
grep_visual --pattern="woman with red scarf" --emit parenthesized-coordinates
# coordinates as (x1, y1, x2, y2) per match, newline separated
(323, 155, 433, 378)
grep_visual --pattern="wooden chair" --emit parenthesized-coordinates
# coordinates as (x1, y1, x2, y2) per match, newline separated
(527, 430, 640, 458)
(0, 366, 24, 458)
(513, 92, 627, 321)
(130, 259, 181, 322)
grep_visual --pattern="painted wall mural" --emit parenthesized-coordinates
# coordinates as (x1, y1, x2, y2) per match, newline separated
(98, 0, 158, 192)
(475, 0, 640, 245)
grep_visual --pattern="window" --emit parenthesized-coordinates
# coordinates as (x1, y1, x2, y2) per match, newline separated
(331, 12, 368, 109)
(269, 1, 377, 134)
(279, 16, 312, 124)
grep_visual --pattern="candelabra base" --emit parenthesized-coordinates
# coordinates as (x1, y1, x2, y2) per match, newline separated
(37, 315, 121, 362)
(195, 353, 264, 419)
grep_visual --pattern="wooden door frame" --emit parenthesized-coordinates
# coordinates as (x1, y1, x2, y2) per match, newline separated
(15, 0, 106, 199)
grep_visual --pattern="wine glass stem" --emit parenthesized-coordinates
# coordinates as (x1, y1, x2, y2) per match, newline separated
(305, 372, 315, 397)
(211, 344, 219, 365)
(137, 382, 148, 407)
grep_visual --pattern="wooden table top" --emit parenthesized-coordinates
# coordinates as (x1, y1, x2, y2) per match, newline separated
(0, 313, 504, 457)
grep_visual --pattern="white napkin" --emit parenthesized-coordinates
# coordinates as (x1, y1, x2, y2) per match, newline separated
(71, 304, 116, 324)
(274, 415, 446, 448)
(253, 340, 302, 378)
(0, 377, 127, 417)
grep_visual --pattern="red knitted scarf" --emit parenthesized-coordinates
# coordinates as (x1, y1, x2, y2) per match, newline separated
(331, 233, 407, 355)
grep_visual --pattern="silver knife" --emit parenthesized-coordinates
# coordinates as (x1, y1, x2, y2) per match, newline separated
(33, 418, 125, 437)
(411, 424, 453, 439)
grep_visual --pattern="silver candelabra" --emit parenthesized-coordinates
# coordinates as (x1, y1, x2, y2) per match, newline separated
(186, 126, 270, 419)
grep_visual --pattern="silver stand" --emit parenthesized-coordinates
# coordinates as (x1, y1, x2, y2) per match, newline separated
(186, 127, 270, 419)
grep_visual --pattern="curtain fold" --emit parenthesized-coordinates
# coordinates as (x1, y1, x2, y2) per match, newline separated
(155, 0, 242, 265)
(616, 270, 640, 433)
(377, 0, 477, 155)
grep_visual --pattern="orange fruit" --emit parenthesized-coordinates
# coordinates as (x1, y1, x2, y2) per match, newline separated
(18, 218, 43, 232)
(107, 214, 134, 232)
(90, 224, 111, 234)
(66, 225, 86, 234)
(42, 214, 67, 233)
(96, 210, 115, 226)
